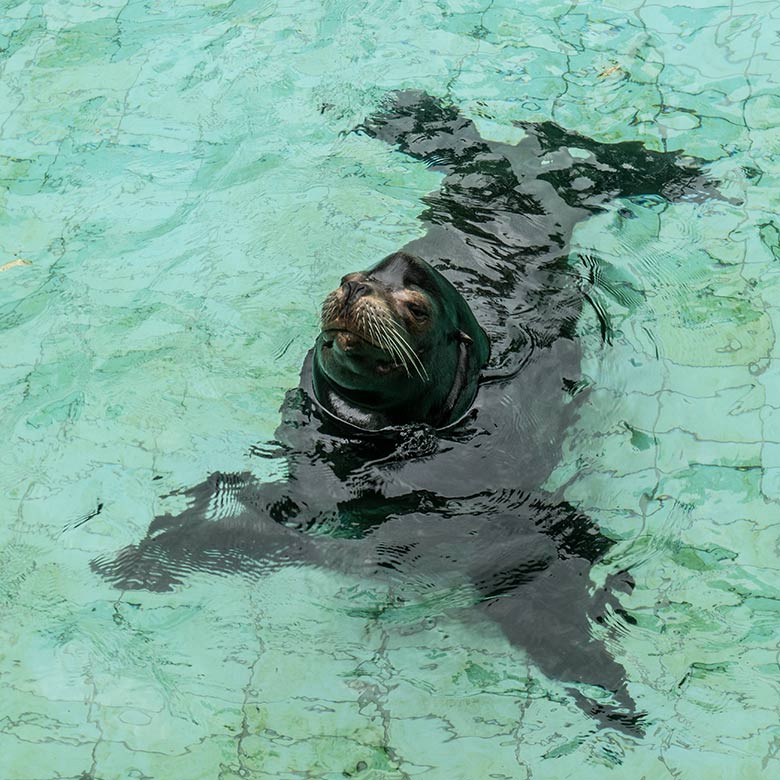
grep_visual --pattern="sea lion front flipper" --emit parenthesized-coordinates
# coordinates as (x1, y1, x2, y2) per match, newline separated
(90, 472, 316, 591)
(91, 508, 318, 592)
(479, 575, 645, 735)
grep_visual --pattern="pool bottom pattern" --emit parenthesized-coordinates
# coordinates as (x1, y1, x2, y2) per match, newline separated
(1, 0, 779, 778)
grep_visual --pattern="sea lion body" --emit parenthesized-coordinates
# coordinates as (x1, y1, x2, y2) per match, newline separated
(95, 91, 721, 732)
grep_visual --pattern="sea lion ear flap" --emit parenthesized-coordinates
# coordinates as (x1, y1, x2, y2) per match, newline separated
(458, 324, 490, 370)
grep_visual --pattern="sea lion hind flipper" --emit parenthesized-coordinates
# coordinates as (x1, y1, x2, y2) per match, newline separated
(472, 498, 643, 734)
(361, 89, 728, 207)
(518, 119, 730, 206)
(481, 589, 644, 734)
(356, 90, 490, 172)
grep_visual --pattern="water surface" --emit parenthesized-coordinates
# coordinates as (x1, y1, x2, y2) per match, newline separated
(1, 1, 778, 778)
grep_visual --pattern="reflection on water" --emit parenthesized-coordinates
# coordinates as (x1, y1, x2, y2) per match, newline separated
(1, 1, 778, 778)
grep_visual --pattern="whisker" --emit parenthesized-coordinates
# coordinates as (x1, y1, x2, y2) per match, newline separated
(389, 329, 428, 381)
(320, 292, 340, 325)
(379, 316, 428, 382)
(376, 312, 427, 379)
(368, 310, 409, 374)
(371, 310, 421, 376)
(330, 299, 428, 383)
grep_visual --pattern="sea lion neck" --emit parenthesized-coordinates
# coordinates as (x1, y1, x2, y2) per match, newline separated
(311, 355, 443, 430)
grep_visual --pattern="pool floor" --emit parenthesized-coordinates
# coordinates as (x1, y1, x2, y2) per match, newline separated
(1, 1, 779, 778)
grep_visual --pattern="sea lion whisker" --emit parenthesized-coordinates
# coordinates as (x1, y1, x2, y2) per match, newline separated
(321, 294, 341, 327)
(381, 319, 428, 382)
(367, 311, 411, 375)
(384, 330, 418, 378)
(367, 316, 384, 350)
(352, 305, 381, 354)
(385, 325, 428, 382)
(369, 309, 425, 380)
(368, 309, 412, 374)
(367, 314, 390, 354)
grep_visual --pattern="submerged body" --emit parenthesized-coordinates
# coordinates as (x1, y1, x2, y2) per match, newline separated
(95, 91, 720, 733)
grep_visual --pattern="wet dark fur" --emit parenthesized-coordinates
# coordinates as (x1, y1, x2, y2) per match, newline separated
(94, 91, 722, 734)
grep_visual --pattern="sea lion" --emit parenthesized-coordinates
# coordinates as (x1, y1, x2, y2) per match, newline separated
(94, 91, 723, 733)
(313, 250, 490, 429)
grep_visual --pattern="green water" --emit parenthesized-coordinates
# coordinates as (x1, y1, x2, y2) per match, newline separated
(1, 0, 778, 777)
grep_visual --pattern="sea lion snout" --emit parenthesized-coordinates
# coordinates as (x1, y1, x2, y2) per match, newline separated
(332, 330, 374, 354)
(341, 279, 371, 306)
(321, 274, 397, 337)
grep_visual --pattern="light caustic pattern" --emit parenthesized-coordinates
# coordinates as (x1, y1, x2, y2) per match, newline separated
(1, 1, 779, 779)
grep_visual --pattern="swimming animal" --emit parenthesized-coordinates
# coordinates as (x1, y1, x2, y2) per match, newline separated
(94, 90, 721, 733)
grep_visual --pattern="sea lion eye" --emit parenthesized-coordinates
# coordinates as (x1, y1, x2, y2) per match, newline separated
(406, 302, 429, 320)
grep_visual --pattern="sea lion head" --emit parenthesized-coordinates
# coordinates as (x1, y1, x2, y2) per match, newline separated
(313, 251, 490, 430)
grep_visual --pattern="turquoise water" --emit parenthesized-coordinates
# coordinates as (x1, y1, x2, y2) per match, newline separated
(1, 0, 779, 777)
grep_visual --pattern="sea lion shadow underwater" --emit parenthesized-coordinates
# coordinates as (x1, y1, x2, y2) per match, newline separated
(94, 91, 726, 734)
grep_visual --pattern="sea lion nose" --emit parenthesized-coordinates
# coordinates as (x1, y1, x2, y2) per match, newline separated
(342, 280, 370, 305)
